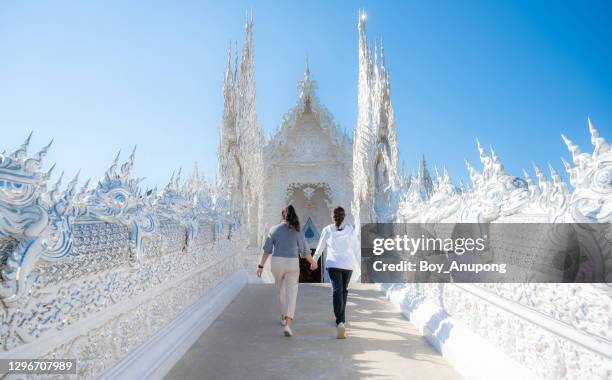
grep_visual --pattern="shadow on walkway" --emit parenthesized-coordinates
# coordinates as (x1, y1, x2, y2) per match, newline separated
(166, 284, 462, 380)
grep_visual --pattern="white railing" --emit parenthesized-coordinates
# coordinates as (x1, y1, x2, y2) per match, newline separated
(387, 122, 612, 379)
(0, 139, 248, 378)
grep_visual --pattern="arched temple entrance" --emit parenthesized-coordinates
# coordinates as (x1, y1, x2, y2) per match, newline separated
(286, 182, 333, 282)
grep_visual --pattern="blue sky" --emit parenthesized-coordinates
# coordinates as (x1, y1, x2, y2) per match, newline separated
(1, 1, 611, 188)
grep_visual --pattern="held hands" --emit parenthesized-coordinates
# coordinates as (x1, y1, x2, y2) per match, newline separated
(310, 261, 318, 271)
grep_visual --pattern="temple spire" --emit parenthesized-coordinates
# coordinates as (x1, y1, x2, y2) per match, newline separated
(353, 9, 400, 225)
(298, 57, 317, 103)
(304, 56, 310, 81)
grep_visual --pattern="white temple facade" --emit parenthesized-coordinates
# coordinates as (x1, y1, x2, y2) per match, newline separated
(261, 64, 353, 248)
(218, 11, 400, 246)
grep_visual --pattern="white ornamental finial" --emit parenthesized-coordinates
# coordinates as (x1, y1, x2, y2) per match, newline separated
(561, 133, 572, 148)
(66, 170, 80, 198)
(476, 138, 487, 161)
(548, 162, 560, 178)
(167, 171, 175, 189)
(359, 9, 367, 24)
(107, 150, 121, 177)
(522, 168, 531, 180)
(560, 133, 590, 169)
(560, 156, 572, 173)
(476, 138, 484, 154)
(490, 145, 499, 161)
(465, 159, 482, 188)
(11, 132, 33, 161)
(36, 139, 53, 161)
(23, 132, 33, 154)
(24, 138, 54, 173)
(121, 145, 137, 179)
(53, 171, 64, 192)
(476, 138, 493, 177)
(174, 166, 182, 189)
(523, 168, 540, 199)
(44, 163, 56, 181)
(533, 163, 549, 188)
(559, 157, 578, 188)
(80, 178, 91, 194)
(298, 58, 317, 103)
(588, 117, 610, 158)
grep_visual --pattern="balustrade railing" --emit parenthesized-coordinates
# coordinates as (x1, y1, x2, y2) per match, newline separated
(389, 121, 612, 379)
(0, 139, 247, 378)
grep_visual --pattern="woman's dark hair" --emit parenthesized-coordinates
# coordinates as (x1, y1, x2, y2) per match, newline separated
(283, 205, 300, 232)
(333, 206, 345, 230)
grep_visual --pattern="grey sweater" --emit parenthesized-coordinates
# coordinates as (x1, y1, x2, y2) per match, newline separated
(262, 223, 309, 258)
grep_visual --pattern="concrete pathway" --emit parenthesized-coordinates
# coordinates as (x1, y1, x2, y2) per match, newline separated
(166, 284, 462, 380)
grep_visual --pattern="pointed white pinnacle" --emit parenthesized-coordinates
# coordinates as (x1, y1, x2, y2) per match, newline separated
(23, 131, 33, 151)
(47, 163, 56, 177)
(547, 162, 558, 176)
(522, 168, 530, 179)
(560, 157, 571, 172)
(55, 171, 64, 189)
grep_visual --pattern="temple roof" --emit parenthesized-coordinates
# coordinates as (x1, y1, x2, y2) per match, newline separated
(265, 63, 351, 155)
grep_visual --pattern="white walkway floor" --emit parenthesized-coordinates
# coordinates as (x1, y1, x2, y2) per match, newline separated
(166, 283, 462, 380)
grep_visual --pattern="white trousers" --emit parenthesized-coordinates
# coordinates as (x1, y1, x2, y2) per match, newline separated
(270, 257, 300, 319)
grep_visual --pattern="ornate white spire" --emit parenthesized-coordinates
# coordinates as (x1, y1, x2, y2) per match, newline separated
(352, 9, 401, 226)
(218, 41, 239, 201)
(216, 13, 264, 244)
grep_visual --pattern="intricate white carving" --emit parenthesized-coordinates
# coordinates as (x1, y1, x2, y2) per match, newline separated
(394, 121, 612, 378)
(0, 130, 240, 360)
(35, 249, 245, 379)
(303, 187, 315, 201)
(81, 148, 157, 262)
(0, 135, 76, 311)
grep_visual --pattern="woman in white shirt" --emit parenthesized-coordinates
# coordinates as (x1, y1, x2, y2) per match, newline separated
(311, 206, 358, 339)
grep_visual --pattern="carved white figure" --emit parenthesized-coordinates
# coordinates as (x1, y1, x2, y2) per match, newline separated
(0, 135, 77, 313)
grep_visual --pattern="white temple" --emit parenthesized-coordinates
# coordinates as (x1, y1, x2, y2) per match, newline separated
(218, 10, 400, 248)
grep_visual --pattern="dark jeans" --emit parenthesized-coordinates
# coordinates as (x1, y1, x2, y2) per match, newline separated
(327, 267, 352, 325)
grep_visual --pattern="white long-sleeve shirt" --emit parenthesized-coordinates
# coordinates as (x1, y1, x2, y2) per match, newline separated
(313, 223, 358, 271)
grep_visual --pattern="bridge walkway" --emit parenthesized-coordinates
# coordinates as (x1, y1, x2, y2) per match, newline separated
(165, 283, 462, 380)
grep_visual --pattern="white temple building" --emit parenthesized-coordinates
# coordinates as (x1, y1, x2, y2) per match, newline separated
(262, 63, 353, 249)
(218, 11, 400, 248)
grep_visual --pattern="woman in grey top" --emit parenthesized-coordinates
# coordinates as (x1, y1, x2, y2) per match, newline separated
(256, 205, 316, 337)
